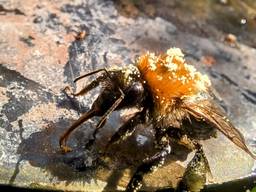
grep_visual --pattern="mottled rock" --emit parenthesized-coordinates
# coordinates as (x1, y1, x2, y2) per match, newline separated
(0, 0, 256, 191)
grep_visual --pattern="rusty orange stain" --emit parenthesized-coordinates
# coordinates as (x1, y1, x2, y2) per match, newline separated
(200, 55, 216, 67)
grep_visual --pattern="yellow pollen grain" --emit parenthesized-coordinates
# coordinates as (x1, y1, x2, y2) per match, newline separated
(137, 47, 211, 105)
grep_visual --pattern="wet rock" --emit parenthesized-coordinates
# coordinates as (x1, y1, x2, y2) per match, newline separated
(0, 0, 256, 191)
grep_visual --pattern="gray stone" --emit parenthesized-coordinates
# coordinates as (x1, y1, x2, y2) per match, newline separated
(0, 0, 256, 191)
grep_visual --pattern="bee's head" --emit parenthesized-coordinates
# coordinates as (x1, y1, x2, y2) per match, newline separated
(108, 64, 146, 108)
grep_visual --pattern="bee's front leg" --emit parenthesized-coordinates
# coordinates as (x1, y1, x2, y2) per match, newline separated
(176, 144, 212, 192)
(63, 75, 105, 97)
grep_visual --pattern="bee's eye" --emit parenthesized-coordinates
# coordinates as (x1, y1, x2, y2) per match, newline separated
(129, 82, 144, 95)
(123, 82, 144, 104)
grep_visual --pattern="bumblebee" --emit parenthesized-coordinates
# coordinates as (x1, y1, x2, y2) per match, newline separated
(59, 48, 256, 192)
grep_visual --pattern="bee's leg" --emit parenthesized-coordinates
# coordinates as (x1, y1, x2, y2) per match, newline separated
(59, 108, 97, 153)
(84, 92, 125, 150)
(74, 67, 125, 134)
(104, 111, 146, 152)
(176, 144, 212, 192)
(126, 134, 171, 192)
(60, 69, 125, 153)
(73, 68, 107, 83)
(95, 89, 124, 130)
(64, 75, 105, 97)
(64, 67, 116, 97)
(59, 88, 123, 153)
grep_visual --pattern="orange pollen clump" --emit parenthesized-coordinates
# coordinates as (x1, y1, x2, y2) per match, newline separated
(137, 48, 211, 105)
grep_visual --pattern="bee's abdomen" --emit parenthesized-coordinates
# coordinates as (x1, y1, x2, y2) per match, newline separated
(182, 117, 217, 140)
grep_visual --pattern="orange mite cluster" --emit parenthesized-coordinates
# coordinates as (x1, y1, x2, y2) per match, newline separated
(137, 48, 211, 106)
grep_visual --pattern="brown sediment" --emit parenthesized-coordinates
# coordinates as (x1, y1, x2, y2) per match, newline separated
(0, 0, 76, 93)
(201, 55, 216, 67)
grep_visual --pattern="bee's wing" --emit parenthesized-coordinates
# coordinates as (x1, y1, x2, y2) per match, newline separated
(184, 100, 256, 160)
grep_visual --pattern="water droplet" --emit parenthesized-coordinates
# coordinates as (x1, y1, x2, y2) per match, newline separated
(240, 18, 247, 25)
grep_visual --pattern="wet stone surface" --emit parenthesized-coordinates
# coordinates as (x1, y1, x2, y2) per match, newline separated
(0, 0, 256, 191)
